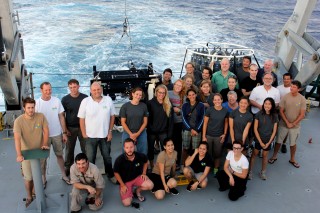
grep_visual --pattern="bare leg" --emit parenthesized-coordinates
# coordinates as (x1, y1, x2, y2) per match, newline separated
(290, 145, 297, 162)
(262, 150, 269, 171)
(25, 180, 34, 200)
(56, 155, 68, 178)
(270, 143, 281, 159)
(249, 149, 259, 171)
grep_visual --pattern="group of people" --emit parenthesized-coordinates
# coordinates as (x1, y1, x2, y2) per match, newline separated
(13, 56, 306, 211)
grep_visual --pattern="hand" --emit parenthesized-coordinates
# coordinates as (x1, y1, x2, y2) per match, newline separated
(164, 184, 170, 193)
(220, 134, 226, 143)
(83, 133, 88, 138)
(87, 186, 96, 195)
(130, 133, 139, 142)
(229, 176, 235, 186)
(191, 129, 198, 136)
(95, 197, 102, 207)
(194, 148, 199, 155)
(41, 145, 50, 150)
(120, 185, 128, 195)
(202, 136, 207, 142)
(107, 132, 112, 141)
(286, 122, 294, 129)
(66, 129, 71, 137)
(260, 142, 266, 149)
(191, 182, 198, 190)
(141, 174, 148, 181)
(16, 155, 24, 162)
(62, 134, 68, 143)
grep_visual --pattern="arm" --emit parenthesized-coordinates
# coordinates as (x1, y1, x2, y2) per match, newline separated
(107, 115, 115, 141)
(136, 117, 148, 136)
(230, 167, 248, 179)
(41, 125, 49, 148)
(159, 162, 170, 193)
(141, 162, 149, 181)
(266, 122, 278, 148)
(202, 116, 209, 141)
(292, 109, 305, 127)
(250, 99, 262, 110)
(220, 117, 228, 143)
(253, 119, 265, 148)
(14, 132, 24, 162)
(58, 112, 68, 143)
(195, 104, 205, 132)
(242, 122, 251, 143)
(241, 88, 251, 97)
(79, 118, 88, 138)
(73, 182, 96, 194)
(185, 149, 198, 166)
(120, 117, 133, 135)
(114, 172, 128, 195)
(229, 117, 235, 143)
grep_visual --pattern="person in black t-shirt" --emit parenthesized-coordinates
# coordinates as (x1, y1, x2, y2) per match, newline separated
(183, 142, 213, 191)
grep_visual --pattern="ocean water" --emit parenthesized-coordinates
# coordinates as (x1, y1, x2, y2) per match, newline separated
(6, 0, 320, 99)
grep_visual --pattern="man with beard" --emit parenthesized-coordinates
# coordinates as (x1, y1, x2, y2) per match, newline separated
(113, 138, 154, 207)
(234, 56, 251, 84)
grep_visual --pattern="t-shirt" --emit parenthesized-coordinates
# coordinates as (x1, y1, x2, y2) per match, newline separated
(235, 67, 250, 84)
(119, 102, 148, 133)
(226, 151, 249, 174)
(70, 162, 105, 189)
(13, 113, 48, 150)
(222, 102, 239, 113)
(277, 84, 291, 99)
(249, 85, 280, 114)
(254, 111, 278, 143)
(279, 93, 306, 128)
(240, 77, 262, 95)
(229, 109, 253, 143)
(205, 106, 228, 137)
(35, 96, 65, 137)
(168, 91, 184, 123)
(61, 93, 88, 127)
(190, 153, 213, 173)
(211, 71, 236, 92)
(152, 150, 177, 176)
(113, 152, 148, 183)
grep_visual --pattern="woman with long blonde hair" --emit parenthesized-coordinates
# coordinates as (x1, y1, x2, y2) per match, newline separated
(147, 84, 174, 168)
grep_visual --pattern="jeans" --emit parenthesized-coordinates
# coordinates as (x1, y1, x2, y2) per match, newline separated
(85, 138, 114, 178)
(122, 129, 148, 155)
(65, 127, 86, 170)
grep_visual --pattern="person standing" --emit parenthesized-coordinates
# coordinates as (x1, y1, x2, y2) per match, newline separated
(162, 68, 174, 90)
(211, 58, 237, 92)
(36, 82, 70, 184)
(269, 80, 306, 168)
(14, 97, 49, 207)
(78, 82, 117, 184)
(61, 79, 88, 176)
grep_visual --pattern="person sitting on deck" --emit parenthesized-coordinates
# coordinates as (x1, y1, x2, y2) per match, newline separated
(70, 153, 105, 213)
(183, 141, 213, 191)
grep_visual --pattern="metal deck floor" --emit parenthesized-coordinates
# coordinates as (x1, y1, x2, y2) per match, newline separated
(1, 107, 320, 213)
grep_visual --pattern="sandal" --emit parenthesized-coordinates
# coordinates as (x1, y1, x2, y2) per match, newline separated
(43, 180, 47, 189)
(133, 191, 145, 202)
(62, 176, 71, 185)
(25, 197, 33, 208)
(268, 158, 277, 164)
(289, 160, 300, 168)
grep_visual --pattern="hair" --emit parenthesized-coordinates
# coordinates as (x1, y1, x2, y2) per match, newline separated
(163, 138, 173, 146)
(202, 66, 213, 79)
(163, 68, 173, 75)
(185, 62, 195, 69)
(23, 97, 36, 108)
(233, 140, 244, 147)
(184, 74, 195, 83)
(173, 79, 186, 108)
(75, 153, 88, 162)
(243, 56, 252, 63)
(129, 87, 145, 100)
(261, 97, 277, 123)
(291, 80, 302, 89)
(228, 75, 238, 82)
(155, 84, 172, 117)
(227, 90, 237, 99)
(40, 82, 51, 89)
(186, 88, 197, 96)
(239, 96, 250, 105)
(213, 93, 223, 102)
(198, 80, 212, 103)
(198, 141, 209, 150)
(263, 72, 274, 79)
(68, 79, 80, 85)
(249, 63, 258, 70)
(123, 138, 135, 146)
(283, 72, 292, 79)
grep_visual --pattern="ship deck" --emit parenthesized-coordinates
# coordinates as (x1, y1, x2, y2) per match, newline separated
(1, 107, 320, 213)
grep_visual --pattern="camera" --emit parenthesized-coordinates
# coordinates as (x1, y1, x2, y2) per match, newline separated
(85, 197, 95, 205)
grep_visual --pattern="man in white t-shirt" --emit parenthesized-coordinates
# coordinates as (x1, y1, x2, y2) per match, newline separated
(78, 82, 117, 184)
(277, 73, 293, 153)
(36, 82, 70, 185)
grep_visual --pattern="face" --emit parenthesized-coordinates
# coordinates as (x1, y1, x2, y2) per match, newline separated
(173, 81, 183, 93)
(164, 140, 174, 153)
(249, 66, 258, 77)
(163, 71, 172, 82)
(68, 83, 80, 96)
(263, 73, 273, 86)
(187, 91, 197, 102)
(228, 94, 237, 105)
(263, 100, 272, 112)
(124, 141, 135, 157)
(290, 84, 300, 94)
(242, 58, 251, 68)
(228, 78, 236, 89)
(132, 90, 143, 101)
(202, 69, 210, 80)
(233, 144, 243, 152)
(41, 84, 52, 99)
(186, 64, 194, 74)
(24, 103, 35, 117)
(200, 83, 210, 94)
(263, 60, 273, 73)
(283, 76, 292, 87)
(185, 78, 193, 88)
(198, 144, 207, 156)
(213, 95, 223, 106)
(239, 98, 249, 110)
(220, 59, 230, 72)
(156, 88, 166, 101)
(76, 159, 89, 174)
(90, 83, 103, 99)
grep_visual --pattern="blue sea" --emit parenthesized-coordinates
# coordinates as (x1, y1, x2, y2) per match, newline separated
(8, 0, 320, 99)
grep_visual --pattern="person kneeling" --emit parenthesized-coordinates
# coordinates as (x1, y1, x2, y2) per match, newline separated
(113, 138, 154, 207)
(70, 153, 104, 213)
(183, 142, 212, 191)
(217, 140, 248, 201)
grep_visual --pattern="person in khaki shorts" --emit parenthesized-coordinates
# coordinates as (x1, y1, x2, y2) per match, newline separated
(268, 80, 306, 168)
(14, 97, 49, 207)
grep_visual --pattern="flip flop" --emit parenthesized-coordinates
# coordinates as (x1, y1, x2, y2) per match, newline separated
(43, 180, 47, 189)
(268, 158, 277, 164)
(62, 177, 71, 185)
(133, 191, 145, 202)
(289, 160, 300, 168)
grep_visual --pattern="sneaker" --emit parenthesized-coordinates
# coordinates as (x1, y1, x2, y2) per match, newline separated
(186, 180, 194, 192)
(170, 187, 179, 195)
(197, 184, 202, 190)
(281, 144, 287, 153)
(247, 147, 252, 158)
(109, 176, 117, 184)
(248, 171, 253, 180)
(260, 171, 267, 180)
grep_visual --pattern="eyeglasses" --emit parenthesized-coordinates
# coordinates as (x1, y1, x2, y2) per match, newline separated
(233, 147, 242, 150)
(175, 84, 182, 87)
(157, 91, 166, 94)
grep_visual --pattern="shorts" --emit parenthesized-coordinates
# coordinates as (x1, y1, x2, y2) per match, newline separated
(49, 135, 65, 156)
(21, 159, 46, 181)
(253, 140, 271, 151)
(276, 126, 300, 146)
(182, 130, 201, 150)
(148, 173, 172, 192)
(120, 176, 145, 200)
(185, 166, 208, 183)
